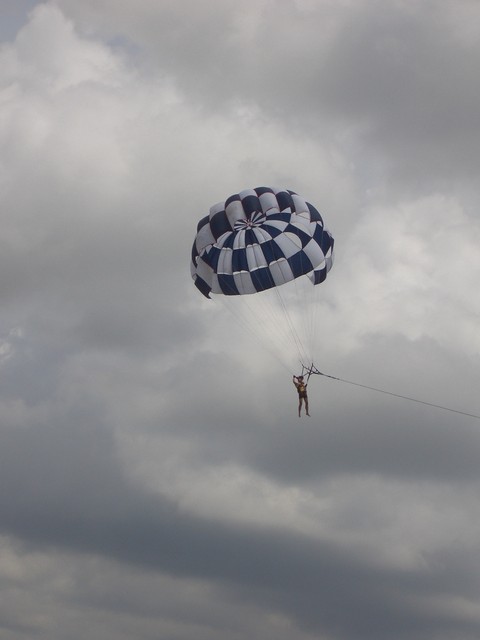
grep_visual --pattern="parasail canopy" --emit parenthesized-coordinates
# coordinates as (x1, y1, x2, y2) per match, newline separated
(191, 187, 334, 371)
(191, 187, 334, 298)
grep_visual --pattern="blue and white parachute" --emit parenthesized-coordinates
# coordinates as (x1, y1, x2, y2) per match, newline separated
(191, 187, 334, 369)
(191, 187, 333, 298)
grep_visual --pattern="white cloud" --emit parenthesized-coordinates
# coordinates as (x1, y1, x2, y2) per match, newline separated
(328, 195, 480, 354)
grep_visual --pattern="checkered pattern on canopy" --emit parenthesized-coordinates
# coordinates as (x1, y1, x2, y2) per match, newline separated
(191, 187, 334, 298)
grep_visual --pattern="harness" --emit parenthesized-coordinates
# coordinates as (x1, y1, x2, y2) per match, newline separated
(297, 383, 307, 398)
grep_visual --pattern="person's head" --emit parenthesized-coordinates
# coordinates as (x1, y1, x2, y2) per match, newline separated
(298, 375, 304, 381)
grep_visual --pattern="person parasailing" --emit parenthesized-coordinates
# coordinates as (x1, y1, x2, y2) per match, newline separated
(293, 373, 310, 417)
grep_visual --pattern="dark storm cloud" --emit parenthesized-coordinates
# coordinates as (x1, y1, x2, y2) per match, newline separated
(1, 415, 480, 640)
(248, 405, 480, 484)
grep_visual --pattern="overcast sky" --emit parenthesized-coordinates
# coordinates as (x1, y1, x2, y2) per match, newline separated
(1, 1, 480, 639)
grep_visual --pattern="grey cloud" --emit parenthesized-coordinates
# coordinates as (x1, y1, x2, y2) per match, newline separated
(157, 336, 480, 485)
(318, 2, 480, 191)
(59, 0, 480, 194)
(0, 0, 39, 43)
(2, 3, 480, 639)
(1, 417, 479, 640)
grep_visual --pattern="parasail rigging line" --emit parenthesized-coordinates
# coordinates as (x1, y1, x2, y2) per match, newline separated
(305, 365, 480, 420)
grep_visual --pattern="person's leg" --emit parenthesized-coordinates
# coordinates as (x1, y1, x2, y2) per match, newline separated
(305, 397, 310, 416)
